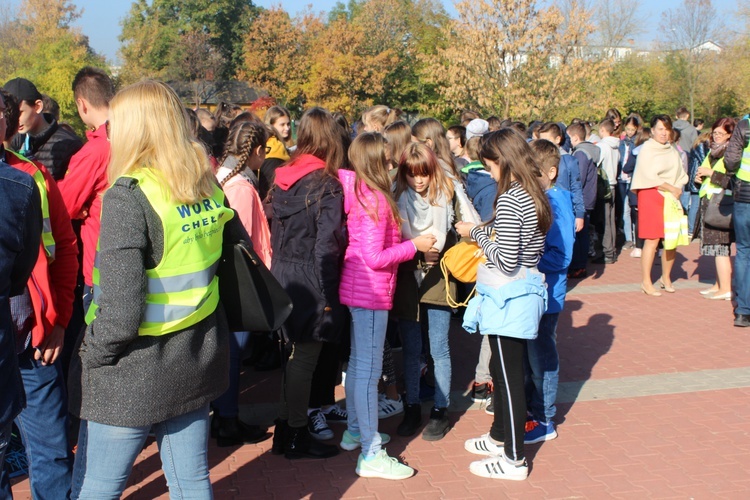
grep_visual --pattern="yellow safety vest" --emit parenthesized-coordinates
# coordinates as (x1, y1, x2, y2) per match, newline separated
(86, 168, 234, 336)
(740, 120, 750, 183)
(7, 151, 55, 260)
(698, 156, 727, 200)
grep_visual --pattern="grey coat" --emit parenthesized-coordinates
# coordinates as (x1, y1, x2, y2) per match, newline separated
(69, 176, 230, 428)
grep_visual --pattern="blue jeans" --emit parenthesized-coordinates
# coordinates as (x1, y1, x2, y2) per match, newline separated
(734, 201, 750, 316)
(400, 305, 452, 408)
(0, 348, 72, 500)
(212, 331, 250, 418)
(681, 192, 700, 234)
(526, 313, 560, 423)
(618, 182, 632, 242)
(345, 307, 388, 458)
(71, 405, 212, 500)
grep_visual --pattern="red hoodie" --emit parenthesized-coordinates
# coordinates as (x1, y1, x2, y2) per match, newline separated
(273, 154, 326, 190)
(6, 151, 79, 346)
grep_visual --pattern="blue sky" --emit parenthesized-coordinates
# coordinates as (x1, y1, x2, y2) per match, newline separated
(6, 0, 742, 63)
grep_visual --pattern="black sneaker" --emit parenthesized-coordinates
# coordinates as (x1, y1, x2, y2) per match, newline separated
(308, 409, 334, 440)
(322, 404, 347, 424)
(285, 425, 339, 460)
(422, 407, 450, 441)
(471, 382, 492, 403)
(397, 403, 422, 436)
(485, 395, 495, 415)
(212, 415, 272, 447)
(735, 314, 750, 327)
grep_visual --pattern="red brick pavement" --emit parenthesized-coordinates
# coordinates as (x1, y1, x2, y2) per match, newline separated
(11, 241, 750, 499)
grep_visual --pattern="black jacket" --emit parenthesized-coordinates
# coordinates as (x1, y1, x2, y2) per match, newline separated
(270, 167, 347, 343)
(11, 113, 82, 180)
(722, 118, 750, 203)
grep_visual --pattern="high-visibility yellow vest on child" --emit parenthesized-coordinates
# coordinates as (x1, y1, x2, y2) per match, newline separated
(86, 168, 234, 336)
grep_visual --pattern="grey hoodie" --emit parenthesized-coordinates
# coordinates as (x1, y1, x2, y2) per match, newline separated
(597, 136, 620, 186)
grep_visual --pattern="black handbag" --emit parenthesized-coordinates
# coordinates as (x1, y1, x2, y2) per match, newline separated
(217, 240, 293, 332)
(704, 190, 733, 230)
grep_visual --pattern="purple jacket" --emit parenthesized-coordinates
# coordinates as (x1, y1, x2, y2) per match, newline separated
(338, 170, 416, 310)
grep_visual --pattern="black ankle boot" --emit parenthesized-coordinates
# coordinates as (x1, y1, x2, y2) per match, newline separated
(422, 407, 450, 441)
(272, 418, 288, 455)
(212, 415, 272, 447)
(284, 425, 339, 460)
(397, 403, 422, 437)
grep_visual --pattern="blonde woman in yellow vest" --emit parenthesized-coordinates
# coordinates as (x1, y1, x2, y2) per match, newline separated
(694, 118, 737, 300)
(70, 80, 240, 499)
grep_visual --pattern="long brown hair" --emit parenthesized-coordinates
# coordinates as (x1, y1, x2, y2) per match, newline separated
(294, 107, 347, 176)
(395, 142, 453, 206)
(218, 122, 268, 186)
(383, 120, 411, 170)
(411, 118, 459, 179)
(348, 132, 400, 223)
(480, 129, 552, 234)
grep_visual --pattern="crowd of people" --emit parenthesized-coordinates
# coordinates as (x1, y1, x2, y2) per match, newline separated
(1, 67, 749, 498)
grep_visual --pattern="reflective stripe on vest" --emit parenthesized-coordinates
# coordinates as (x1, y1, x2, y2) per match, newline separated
(698, 157, 727, 200)
(7, 151, 55, 259)
(85, 168, 234, 336)
(738, 119, 750, 182)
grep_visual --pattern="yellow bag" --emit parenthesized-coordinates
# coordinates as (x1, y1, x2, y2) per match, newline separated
(662, 191, 690, 250)
(440, 240, 485, 308)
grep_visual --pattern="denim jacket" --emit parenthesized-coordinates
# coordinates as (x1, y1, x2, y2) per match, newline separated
(462, 272, 547, 340)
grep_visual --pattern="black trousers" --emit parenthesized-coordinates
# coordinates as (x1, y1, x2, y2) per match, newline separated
(488, 335, 527, 461)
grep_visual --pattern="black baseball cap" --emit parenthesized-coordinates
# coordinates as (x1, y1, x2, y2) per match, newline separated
(3, 78, 43, 103)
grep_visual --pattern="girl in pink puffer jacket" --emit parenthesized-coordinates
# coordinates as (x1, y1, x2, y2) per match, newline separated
(337, 133, 435, 480)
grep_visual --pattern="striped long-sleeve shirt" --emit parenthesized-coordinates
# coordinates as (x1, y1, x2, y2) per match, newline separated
(470, 182, 545, 274)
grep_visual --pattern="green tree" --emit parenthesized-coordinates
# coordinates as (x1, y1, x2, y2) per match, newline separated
(119, 0, 256, 84)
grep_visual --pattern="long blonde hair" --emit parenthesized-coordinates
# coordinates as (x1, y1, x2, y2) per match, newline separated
(348, 132, 400, 223)
(362, 105, 402, 132)
(108, 80, 215, 203)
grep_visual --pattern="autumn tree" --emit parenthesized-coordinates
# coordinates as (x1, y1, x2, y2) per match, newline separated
(239, 7, 321, 111)
(0, 0, 106, 132)
(169, 30, 225, 107)
(660, 0, 723, 120)
(428, 0, 609, 121)
(302, 16, 398, 114)
(344, 0, 451, 115)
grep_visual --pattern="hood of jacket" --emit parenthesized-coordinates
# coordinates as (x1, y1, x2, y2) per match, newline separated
(574, 141, 601, 164)
(599, 135, 620, 150)
(273, 154, 325, 191)
(266, 136, 290, 162)
(466, 168, 496, 199)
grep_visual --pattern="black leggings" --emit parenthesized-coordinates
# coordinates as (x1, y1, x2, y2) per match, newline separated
(488, 335, 527, 461)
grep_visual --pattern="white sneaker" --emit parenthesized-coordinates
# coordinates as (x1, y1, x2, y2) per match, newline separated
(356, 450, 415, 480)
(378, 394, 404, 419)
(464, 433, 503, 456)
(340, 429, 391, 451)
(469, 453, 528, 481)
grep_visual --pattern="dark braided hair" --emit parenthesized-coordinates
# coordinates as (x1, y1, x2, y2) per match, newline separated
(218, 122, 268, 187)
